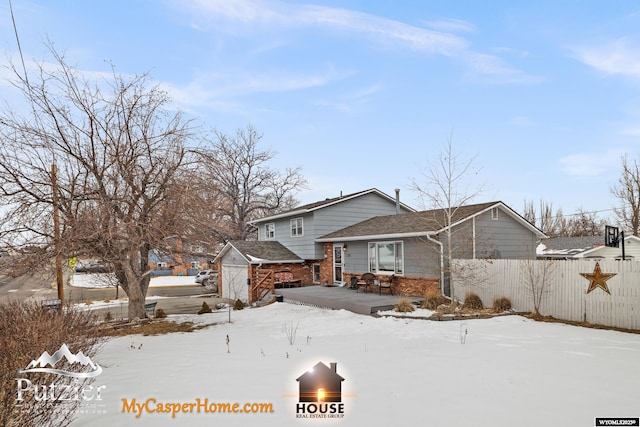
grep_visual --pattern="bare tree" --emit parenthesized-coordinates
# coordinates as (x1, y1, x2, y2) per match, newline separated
(611, 154, 640, 236)
(410, 133, 483, 302)
(0, 46, 194, 319)
(195, 125, 307, 242)
(523, 199, 565, 237)
(563, 208, 607, 237)
(520, 258, 556, 318)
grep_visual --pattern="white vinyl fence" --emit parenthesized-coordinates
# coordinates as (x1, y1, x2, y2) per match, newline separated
(452, 259, 640, 330)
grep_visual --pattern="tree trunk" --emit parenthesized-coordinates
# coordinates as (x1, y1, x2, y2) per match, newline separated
(115, 262, 149, 320)
(127, 282, 147, 320)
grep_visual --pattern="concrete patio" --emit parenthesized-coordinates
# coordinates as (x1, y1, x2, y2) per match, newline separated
(274, 285, 423, 315)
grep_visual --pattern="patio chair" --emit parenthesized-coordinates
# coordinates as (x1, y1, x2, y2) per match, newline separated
(378, 275, 394, 295)
(356, 272, 376, 293)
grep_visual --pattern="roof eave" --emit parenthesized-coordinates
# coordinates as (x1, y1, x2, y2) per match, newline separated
(248, 259, 305, 265)
(249, 188, 416, 224)
(316, 231, 433, 242)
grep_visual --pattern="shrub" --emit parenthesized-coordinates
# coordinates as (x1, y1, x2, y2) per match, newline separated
(197, 302, 212, 314)
(233, 299, 245, 311)
(394, 298, 415, 313)
(462, 292, 483, 310)
(0, 300, 103, 427)
(103, 310, 113, 322)
(155, 308, 167, 318)
(493, 297, 512, 312)
(421, 288, 449, 310)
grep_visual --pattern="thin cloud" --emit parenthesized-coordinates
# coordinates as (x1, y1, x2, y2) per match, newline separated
(572, 38, 640, 78)
(311, 83, 383, 114)
(178, 0, 533, 81)
(164, 66, 353, 111)
(423, 18, 476, 33)
(559, 150, 622, 177)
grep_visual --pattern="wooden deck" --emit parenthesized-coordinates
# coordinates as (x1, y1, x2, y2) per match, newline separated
(274, 285, 423, 315)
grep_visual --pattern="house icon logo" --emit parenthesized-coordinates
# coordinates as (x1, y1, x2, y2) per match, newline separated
(295, 361, 345, 419)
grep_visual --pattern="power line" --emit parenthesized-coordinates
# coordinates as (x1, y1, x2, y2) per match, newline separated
(8, 0, 29, 85)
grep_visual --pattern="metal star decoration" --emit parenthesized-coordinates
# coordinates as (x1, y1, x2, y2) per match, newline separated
(579, 262, 616, 295)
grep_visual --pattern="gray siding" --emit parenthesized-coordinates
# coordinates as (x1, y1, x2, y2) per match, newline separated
(221, 248, 248, 266)
(269, 213, 316, 260)
(257, 192, 410, 260)
(447, 209, 537, 260)
(339, 237, 441, 278)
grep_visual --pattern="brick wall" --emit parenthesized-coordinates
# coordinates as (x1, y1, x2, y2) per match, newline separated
(319, 243, 335, 285)
(344, 272, 439, 296)
(392, 275, 440, 296)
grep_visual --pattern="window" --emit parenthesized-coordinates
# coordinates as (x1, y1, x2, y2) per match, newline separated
(312, 264, 321, 283)
(191, 261, 200, 269)
(491, 207, 499, 220)
(265, 223, 275, 240)
(157, 262, 168, 268)
(368, 241, 403, 274)
(290, 218, 303, 237)
(190, 244, 205, 254)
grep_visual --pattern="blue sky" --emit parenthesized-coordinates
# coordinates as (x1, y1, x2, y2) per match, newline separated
(1, 1, 640, 220)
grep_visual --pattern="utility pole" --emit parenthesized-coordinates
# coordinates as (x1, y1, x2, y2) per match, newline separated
(52, 164, 64, 303)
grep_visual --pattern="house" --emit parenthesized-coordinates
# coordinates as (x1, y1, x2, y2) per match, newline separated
(213, 240, 304, 302)
(536, 235, 640, 260)
(536, 236, 604, 260)
(296, 362, 344, 403)
(215, 190, 544, 303)
(148, 236, 216, 276)
(316, 201, 546, 296)
(576, 235, 640, 260)
(214, 189, 414, 302)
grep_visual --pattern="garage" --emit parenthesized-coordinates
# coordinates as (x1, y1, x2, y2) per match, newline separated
(221, 264, 248, 303)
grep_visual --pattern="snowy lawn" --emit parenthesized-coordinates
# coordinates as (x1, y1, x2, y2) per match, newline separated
(71, 303, 640, 427)
(71, 274, 198, 288)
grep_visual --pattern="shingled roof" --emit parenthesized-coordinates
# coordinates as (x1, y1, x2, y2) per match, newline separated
(250, 188, 415, 224)
(216, 240, 303, 264)
(317, 201, 543, 241)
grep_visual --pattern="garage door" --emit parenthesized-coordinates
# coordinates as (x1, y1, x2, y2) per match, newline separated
(221, 264, 248, 303)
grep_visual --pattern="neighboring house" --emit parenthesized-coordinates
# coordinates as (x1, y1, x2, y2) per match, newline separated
(536, 236, 604, 260)
(215, 188, 414, 302)
(536, 235, 640, 260)
(577, 235, 640, 260)
(316, 201, 546, 296)
(148, 236, 216, 276)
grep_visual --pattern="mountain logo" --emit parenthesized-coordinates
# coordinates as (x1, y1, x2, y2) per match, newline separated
(18, 343, 102, 378)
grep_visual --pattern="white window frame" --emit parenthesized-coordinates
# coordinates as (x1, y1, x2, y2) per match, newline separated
(368, 241, 404, 275)
(290, 218, 304, 237)
(190, 261, 200, 269)
(265, 222, 275, 240)
(491, 207, 499, 220)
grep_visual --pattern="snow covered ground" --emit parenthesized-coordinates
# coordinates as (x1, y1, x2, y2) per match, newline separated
(69, 303, 640, 427)
(71, 273, 197, 288)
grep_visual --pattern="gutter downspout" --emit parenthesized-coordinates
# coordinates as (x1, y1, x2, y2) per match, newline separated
(425, 233, 445, 295)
